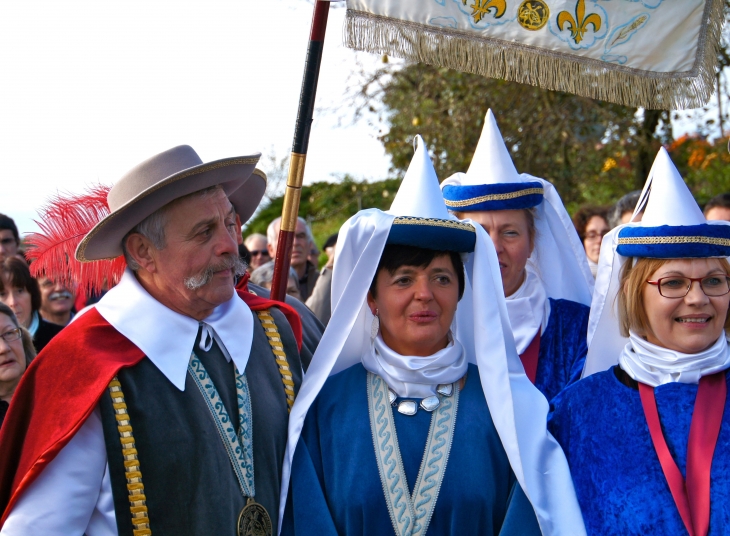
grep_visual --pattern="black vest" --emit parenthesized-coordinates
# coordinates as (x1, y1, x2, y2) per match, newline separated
(99, 307, 302, 536)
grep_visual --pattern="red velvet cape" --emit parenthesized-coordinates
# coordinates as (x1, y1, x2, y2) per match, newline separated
(0, 284, 302, 526)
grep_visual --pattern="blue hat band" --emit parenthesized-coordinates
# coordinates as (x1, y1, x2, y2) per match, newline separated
(617, 224, 730, 258)
(388, 216, 476, 253)
(442, 182, 544, 211)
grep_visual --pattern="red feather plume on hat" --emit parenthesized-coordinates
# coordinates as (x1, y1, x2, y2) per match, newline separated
(25, 185, 126, 295)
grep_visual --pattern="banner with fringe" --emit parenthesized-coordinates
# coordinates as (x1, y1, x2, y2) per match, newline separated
(344, 0, 724, 109)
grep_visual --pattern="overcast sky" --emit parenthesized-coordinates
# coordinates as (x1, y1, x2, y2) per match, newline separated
(0, 0, 720, 237)
(0, 0, 389, 235)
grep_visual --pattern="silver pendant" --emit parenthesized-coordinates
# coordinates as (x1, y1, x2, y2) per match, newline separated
(388, 388, 397, 405)
(420, 395, 440, 412)
(397, 400, 418, 416)
(437, 384, 453, 397)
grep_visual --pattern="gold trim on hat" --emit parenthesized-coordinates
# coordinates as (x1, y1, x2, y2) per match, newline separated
(617, 235, 730, 247)
(443, 187, 544, 208)
(392, 216, 476, 232)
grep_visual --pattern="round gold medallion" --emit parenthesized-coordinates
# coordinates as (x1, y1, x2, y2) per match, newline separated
(237, 498, 272, 536)
(517, 0, 549, 31)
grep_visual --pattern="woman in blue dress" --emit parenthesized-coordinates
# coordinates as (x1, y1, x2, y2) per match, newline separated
(549, 148, 730, 535)
(279, 136, 585, 536)
(441, 110, 593, 401)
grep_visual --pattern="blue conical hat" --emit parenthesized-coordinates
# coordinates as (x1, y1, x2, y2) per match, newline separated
(617, 147, 730, 258)
(387, 135, 475, 252)
(441, 110, 544, 211)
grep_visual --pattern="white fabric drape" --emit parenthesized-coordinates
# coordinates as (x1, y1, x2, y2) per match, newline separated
(361, 332, 467, 398)
(505, 266, 548, 354)
(619, 331, 730, 387)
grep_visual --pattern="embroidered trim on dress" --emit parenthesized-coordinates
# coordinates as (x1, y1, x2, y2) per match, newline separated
(367, 372, 459, 536)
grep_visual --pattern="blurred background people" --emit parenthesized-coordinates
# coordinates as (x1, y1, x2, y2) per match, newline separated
(0, 214, 20, 263)
(0, 258, 63, 353)
(267, 216, 319, 300)
(243, 232, 270, 272)
(0, 303, 35, 430)
(250, 261, 302, 301)
(704, 192, 730, 221)
(608, 190, 643, 228)
(572, 205, 610, 277)
(306, 232, 338, 325)
(37, 276, 75, 327)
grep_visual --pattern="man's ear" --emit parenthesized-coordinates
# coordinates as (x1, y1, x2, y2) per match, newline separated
(125, 233, 158, 274)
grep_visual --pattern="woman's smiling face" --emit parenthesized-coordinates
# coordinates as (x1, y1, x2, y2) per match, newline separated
(367, 254, 459, 357)
(642, 258, 730, 353)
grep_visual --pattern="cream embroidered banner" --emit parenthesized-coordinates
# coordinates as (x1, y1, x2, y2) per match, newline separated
(344, 0, 724, 109)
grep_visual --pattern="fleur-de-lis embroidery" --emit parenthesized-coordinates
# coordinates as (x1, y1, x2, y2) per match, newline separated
(462, 0, 506, 24)
(557, 0, 602, 44)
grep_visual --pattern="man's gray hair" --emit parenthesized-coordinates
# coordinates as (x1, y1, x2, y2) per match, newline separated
(250, 260, 297, 288)
(608, 190, 642, 229)
(266, 216, 314, 249)
(244, 233, 267, 249)
(122, 185, 225, 271)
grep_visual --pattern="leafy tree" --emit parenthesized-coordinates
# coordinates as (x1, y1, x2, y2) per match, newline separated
(244, 176, 400, 263)
(353, 60, 673, 213)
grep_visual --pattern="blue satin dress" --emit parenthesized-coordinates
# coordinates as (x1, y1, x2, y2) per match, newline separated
(282, 363, 540, 536)
(534, 298, 590, 401)
(549, 367, 730, 535)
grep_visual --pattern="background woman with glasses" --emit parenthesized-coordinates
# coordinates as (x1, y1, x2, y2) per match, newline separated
(572, 206, 610, 278)
(0, 302, 36, 430)
(550, 149, 730, 535)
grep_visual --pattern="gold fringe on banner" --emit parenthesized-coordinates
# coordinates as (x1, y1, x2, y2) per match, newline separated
(344, 0, 724, 110)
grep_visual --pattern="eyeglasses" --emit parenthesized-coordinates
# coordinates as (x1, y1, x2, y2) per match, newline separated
(584, 231, 608, 241)
(249, 250, 270, 257)
(0, 328, 22, 343)
(646, 275, 730, 298)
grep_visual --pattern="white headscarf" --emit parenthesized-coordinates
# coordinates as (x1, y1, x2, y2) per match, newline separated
(279, 137, 585, 536)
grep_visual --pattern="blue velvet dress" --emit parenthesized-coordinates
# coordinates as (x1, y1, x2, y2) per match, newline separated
(282, 363, 540, 536)
(534, 298, 590, 402)
(549, 366, 730, 535)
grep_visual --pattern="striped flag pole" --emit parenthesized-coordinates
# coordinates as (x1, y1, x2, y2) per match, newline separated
(270, 0, 330, 302)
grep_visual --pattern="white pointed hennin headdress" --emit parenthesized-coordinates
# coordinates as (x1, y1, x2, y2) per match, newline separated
(583, 147, 730, 377)
(278, 136, 586, 536)
(441, 109, 593, 306)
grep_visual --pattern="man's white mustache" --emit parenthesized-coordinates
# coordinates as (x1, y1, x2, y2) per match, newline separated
(183, 255, 247, 291)
(49, 291, 73, 301)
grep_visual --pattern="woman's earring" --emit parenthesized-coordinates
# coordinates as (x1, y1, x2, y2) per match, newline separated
(371, 310, 380, 339)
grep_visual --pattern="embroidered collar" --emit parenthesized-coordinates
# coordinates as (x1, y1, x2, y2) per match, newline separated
(95, 269, 254, 391)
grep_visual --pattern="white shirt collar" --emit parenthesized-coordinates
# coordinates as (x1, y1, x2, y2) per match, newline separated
(95, 269, 254, 391)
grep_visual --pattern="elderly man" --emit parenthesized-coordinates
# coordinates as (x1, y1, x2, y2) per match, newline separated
(266, 216, 318, 301)
(0, 215, 19, 263)
(0, 146, 308, 536)
(243, 233, 271, 272)
(38, 277, 75, 326)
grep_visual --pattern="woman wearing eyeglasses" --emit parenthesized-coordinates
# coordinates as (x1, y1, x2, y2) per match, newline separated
(572, 206, 610, 278)
(0, 302, 36, 430)
(549, 148, 730, 535)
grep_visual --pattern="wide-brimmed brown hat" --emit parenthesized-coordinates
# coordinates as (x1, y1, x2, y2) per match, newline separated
(77, 145, 263, 261)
